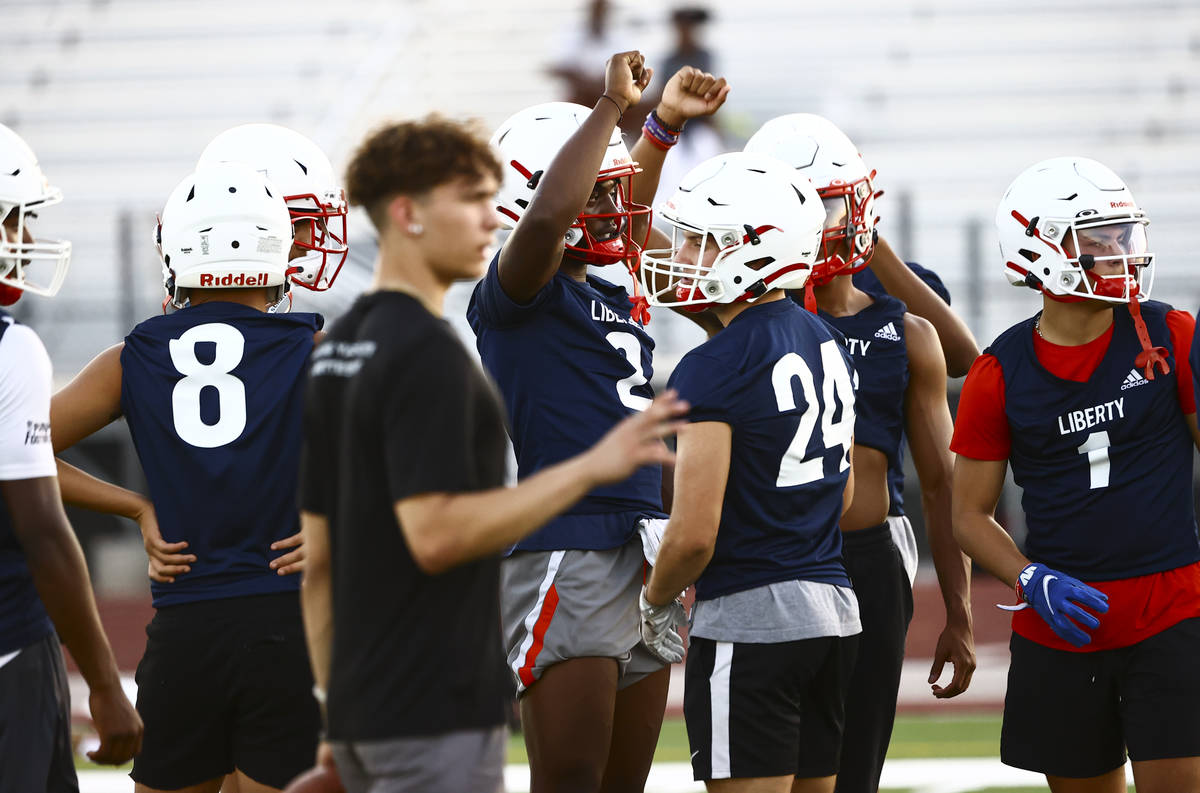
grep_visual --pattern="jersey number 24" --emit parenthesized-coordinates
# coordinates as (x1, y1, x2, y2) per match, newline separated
(772, 340, 855, 487)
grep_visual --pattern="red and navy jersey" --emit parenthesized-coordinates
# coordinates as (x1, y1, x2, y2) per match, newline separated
(668, 299, 856, 601)
(981, 301, 1199, 581)
(817, 294, 909, 517)
(121, 302, 322, 607)
(0, 310, 54, 654)
(467, 254, 665, 552)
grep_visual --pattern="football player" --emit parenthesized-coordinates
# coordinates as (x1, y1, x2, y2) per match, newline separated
(744, 114, 975, 793)
(952, 157, 1200, 792)
(0, 123, 143, 790)
(51, 163, 323, 793)
(299, 116, 687, 793)
(466, 53, 728, 792)
(638, 151, 860, 793)
(55, 123, 349, 588)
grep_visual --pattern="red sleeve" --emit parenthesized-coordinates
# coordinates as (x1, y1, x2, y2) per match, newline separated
(950, 353, 1011, 460)
(1167, 309, 1195, 416)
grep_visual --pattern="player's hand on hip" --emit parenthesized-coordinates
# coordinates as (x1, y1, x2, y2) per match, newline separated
(639, 586, 687, 664)
(86, 682, 143, 765)
(270, 530, 306, 575)
(1013, 563, 1109, 647)
(587, 390, 688, 485)
(604, 51, 652, 113)
(657, 66, 731, 128)
(928, 616, 976, 699)
(137, 505, 194, 584)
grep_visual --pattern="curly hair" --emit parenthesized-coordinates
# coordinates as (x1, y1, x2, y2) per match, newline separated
(345, 116, 502, 231)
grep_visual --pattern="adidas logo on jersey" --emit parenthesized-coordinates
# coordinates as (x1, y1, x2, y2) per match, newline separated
(1120, 368, 1149, 391)
(874, 322, 901, 341)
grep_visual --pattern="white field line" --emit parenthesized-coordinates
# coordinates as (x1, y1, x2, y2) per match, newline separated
(80, 758, 1136, 793)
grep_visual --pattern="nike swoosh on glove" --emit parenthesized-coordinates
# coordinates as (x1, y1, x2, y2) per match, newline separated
(639, 587, 687, 664)
(1004, 563, 1110, 647)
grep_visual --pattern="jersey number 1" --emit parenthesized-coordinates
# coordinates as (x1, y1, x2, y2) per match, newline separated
(169, 323, 247, 448)
(772, 341, 855, 487)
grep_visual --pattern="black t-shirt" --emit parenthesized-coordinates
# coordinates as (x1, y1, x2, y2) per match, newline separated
(300, 291, 510, 740)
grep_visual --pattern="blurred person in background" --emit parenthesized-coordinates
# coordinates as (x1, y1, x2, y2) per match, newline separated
(745, 114, 975, 793)
(469, 53, 727, 793)
(50, 162, 324, 793)
(0, 122, 143, 791)
(953, 157, 1200, 793)
(298, 115, 686, 793)
(638, 151, 860, 793)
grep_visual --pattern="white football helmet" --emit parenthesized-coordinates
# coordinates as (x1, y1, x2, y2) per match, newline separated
(744, 114, 879, 285)
(491, 102, 650, 267)
(640, 152, 826, 310)
(0, 123, 71, 303)
(197, 123, 348, 291)
(157, 162, 293, 308)
(997, 157, 1152, 303)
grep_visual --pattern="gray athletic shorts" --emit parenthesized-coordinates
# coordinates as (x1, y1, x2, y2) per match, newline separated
(329, 725, 505, 793)
(886, 514, 919, 587)
(502, 534, 667, 695)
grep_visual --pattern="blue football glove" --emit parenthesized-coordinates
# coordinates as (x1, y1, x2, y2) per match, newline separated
(1011, 563, 1109, 647)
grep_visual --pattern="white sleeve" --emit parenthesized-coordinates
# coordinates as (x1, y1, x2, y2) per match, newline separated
(0, 321, 57, 481)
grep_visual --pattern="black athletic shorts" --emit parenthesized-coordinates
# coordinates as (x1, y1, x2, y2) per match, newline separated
(0, 632, 78, 793)
(130, 592, 320, 789)
(837, 522, 914, 793)
(1002, 616, 1200, 778)
(684, 633, 859, 781)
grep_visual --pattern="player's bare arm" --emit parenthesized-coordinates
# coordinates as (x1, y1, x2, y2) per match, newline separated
(396, 390, 686, 575)
(50, 342, 198, 581)
(0, 475, 143, 765)
(299, 511, 332, 699)
(498, 51, 651, 302)
(644, 421, 731, 606)
(951, 455, 1027, 588)
(630, 66, 730, 339)
(869, 237, 980, 377)
(842, 443, 855, 518)
(1186, 413, 1200, 452)
(903, 313, 975, 698)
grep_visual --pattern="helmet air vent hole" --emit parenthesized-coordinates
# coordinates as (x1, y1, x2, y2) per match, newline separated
(164, 254, 170, 266)
(733, 276, 742, 284)
(186, 186, 195, 202)
(515, 198, 529, 209)
(1043, 268, 1050, 276)
(294, 159, 308, 175)
(8, 169, 19, 176)
(1019, 249, 1041, 263)
(198, 227, 212, 233)
(231, 240, 240, 249)
(228, 186, 236, 193)
(792, 185, 807, 204)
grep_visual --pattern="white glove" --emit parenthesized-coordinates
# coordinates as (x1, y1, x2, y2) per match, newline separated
(638, 517, 668, 566)
(639, 586, 687, 664)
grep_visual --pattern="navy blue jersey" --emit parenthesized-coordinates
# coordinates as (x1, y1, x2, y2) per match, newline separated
(121, 302, 323, 607)
(467, 254, 665, 551)
(818, 294, 909, 517)
(854, 260, 951, 306)
(988, 301, 1200, 580)
(0, 310, 54, 654)
(668, 299, 856, 600)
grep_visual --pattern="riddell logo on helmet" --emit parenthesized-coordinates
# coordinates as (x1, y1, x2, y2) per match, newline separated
(198, 273, 270, 287)
(1110, 201, 1134, 208)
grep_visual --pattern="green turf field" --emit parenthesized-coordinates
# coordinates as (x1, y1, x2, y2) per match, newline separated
(504, 712, 1007, 764)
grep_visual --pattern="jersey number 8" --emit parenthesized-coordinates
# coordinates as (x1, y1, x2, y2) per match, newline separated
(168, 322, 247, 448)
(772, 340, 856, 488)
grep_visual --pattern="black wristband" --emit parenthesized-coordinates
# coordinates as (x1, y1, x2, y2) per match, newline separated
(599, 94, 626, 116)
